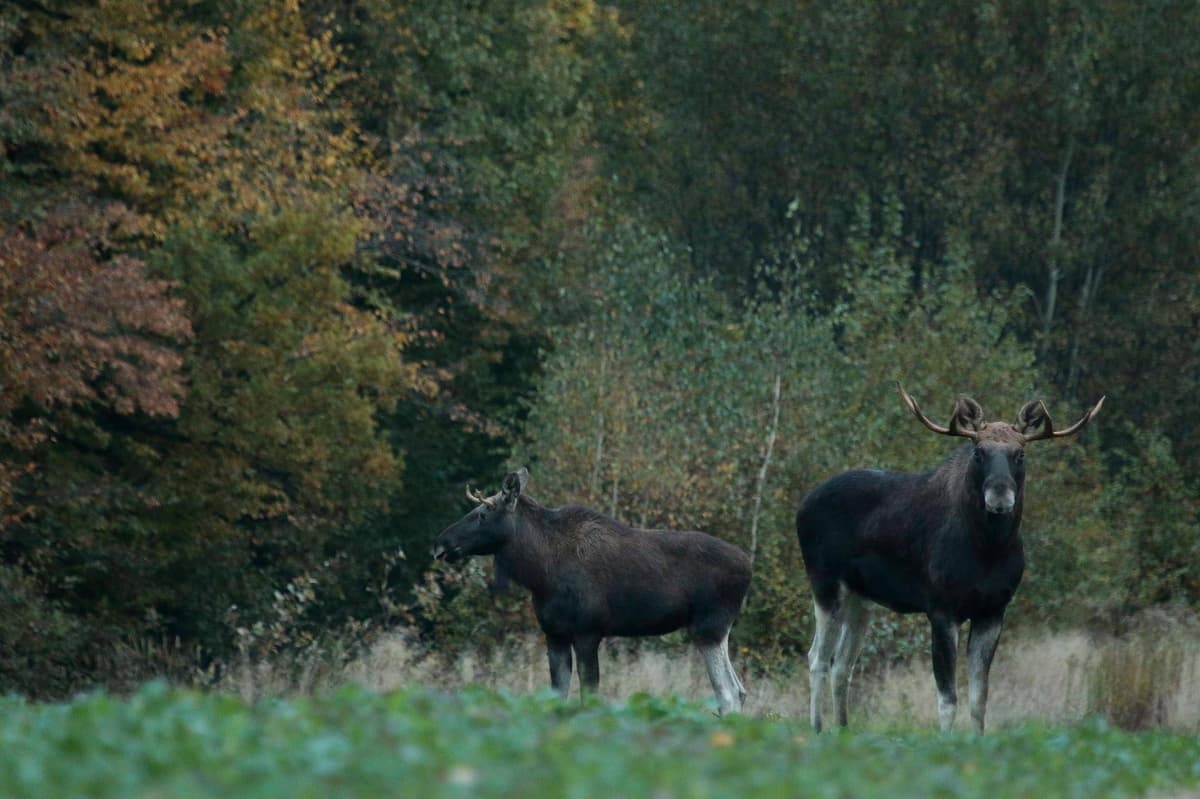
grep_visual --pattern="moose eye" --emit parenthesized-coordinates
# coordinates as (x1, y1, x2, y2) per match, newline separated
(1013, 449, 1025, 463)
(972, 448, 984, 463)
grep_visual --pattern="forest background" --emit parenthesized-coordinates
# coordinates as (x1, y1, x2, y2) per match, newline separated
(1, 0, 1197, 698)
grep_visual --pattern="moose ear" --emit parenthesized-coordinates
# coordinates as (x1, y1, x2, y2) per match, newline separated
(501, 467, 529, 506)
(950, 397, 985, 434)
(1015, 399, 1050, 436)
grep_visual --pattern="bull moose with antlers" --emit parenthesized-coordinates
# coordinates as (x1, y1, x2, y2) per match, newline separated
(433, 468, 752, 714)
(797, 386, 1104, 733)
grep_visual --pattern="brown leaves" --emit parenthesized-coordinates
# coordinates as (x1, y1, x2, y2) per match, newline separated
(0, 223, 192, 420)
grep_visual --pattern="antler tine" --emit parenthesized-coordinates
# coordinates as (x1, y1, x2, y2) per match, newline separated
(898, 384, 978, 440)
(1024, 396, 1105, 442)
(460, 482, 494, 506)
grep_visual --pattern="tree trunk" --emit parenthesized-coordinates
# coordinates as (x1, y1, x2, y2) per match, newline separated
(748, 371, 783, 568)
(1041, 142, 1075, 338)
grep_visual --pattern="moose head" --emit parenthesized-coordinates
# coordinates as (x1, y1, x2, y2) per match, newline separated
(432, 467, 529, 563)
(899, 386, 1105, 515)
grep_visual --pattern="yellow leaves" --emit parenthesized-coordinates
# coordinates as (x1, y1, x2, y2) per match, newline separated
(708, 730, 735, 748)
(558, 0, 598, 36)
(12, 0, 364, 241)
(31, 27, 234, 224)
(116, 34, 157, 62)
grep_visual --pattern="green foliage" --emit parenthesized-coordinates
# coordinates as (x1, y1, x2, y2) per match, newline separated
(0, 566, 84, 698)
(1013, 425, 1199, 626)
(409, 558, 535, 654)
(1101, 429, 1200, 608)
(328, 0, 624, 253)
(609, 0, 1200, 471)
(0, 684, 1198, 798)
(518, 225, 772, 531)
(135, 211, 417, 646)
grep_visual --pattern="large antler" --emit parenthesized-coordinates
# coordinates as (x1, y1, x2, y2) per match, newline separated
(1021, 396, 1106, 443)
(898, 384, 981, 441)
(466, 486, 497, 508)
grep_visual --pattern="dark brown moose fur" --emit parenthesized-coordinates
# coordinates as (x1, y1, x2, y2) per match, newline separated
(797, 387, 1103, 734)
(433, 468, 751, 713)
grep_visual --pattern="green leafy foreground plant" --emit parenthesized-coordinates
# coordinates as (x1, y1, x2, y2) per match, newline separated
(0, 682, 1197, 798)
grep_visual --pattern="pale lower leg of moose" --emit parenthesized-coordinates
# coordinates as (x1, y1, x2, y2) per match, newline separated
(699, 635, 741, 715)
(831, 594, 870, 727)
(808, 599, 841, 732)
(721, 639, 746, 708)
(929, 613, 960, 732)
(573, 636, 601, 696)
(967, 614, 1004, 733)
(546, 636, 574, 698)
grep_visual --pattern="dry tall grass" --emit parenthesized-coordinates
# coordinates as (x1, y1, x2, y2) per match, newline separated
(216, 612, 1200, 732)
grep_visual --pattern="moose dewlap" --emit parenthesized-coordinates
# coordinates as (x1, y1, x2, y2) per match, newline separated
(433, 467, 752, 714)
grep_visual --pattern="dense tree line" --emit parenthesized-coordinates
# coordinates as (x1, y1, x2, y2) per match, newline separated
(2, 0, 1197, 696)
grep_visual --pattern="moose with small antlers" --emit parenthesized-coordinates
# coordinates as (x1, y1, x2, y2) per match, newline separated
(797, 386, 1104, 733)
(433, 468, 752, 714)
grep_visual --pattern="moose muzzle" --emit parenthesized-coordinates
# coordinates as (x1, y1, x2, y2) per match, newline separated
(983, 479, 1016, 515)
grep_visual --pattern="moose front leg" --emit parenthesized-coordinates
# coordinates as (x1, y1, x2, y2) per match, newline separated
(967, 613, 1004, 733)
(546, 635, 574, 699)
(573, 636, 601, 697)
(929, 613, 960, 732)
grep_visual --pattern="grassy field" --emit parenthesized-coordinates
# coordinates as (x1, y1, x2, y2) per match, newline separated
(336, 622, 1200, 731)
(2, 682, 1199, 799)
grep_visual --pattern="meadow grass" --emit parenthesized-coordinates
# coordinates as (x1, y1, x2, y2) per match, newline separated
(331, 617, 1200, 732)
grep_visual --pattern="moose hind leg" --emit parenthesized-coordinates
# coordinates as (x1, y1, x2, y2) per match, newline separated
(808, 594, 842, 733)
(698, 633, 741, 715)
(831, 593, 870, 728)
(546, 636, 574, 699)
(722, 640, 746, 707)
(967, 614, 1004, 733)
